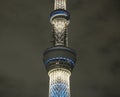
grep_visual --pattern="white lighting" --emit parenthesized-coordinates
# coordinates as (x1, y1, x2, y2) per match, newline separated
(48, 68, 71, 97)
(52, 18, 69, 33)
(54, 0, 67, 10)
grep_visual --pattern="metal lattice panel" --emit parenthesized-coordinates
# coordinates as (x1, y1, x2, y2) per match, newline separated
(54, 0, 66, 10)
(48, 68, 71, 97)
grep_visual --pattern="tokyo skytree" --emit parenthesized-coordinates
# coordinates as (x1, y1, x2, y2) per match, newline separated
(43, 0, 76, 97)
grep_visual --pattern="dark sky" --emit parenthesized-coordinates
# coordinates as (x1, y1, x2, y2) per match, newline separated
(0, 0, 120, 97)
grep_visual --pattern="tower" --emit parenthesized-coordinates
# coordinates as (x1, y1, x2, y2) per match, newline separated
(43, 0, 76, 97)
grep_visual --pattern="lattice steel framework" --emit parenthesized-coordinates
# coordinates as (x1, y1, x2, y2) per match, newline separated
(49, 68, 71, 97)
(43, 0, 76, 97)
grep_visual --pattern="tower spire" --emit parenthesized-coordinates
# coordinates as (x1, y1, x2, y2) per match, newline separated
(43, 0, 76, 97)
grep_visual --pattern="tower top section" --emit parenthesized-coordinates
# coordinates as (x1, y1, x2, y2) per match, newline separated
(54, 0, 67, 10)
(50, 0, 69, 46)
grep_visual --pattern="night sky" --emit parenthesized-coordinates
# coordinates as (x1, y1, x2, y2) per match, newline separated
(0, 0, 120, 97)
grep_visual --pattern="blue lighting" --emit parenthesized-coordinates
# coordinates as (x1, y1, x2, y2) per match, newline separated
(50, 10, 68, 18)
(50, 82, 69, 97)
(45, 57, 75, 66)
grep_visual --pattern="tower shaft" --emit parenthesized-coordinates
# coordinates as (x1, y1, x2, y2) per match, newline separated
(43, 0, 76, 97)
(54, 0, 66, 10)
(50, 0, 70, 46)
(49, 68, 71, 97)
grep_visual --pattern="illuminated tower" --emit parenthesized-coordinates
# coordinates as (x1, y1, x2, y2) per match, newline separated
(43, 0, 76, 97)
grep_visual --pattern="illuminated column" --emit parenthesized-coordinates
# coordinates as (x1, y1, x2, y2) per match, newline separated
(43, 47, 76, 97)
(50, 0, 70, 46)
(54, 0, 66, 10)
(43, 0, 76, 97)
(49, 68, 71, 97)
